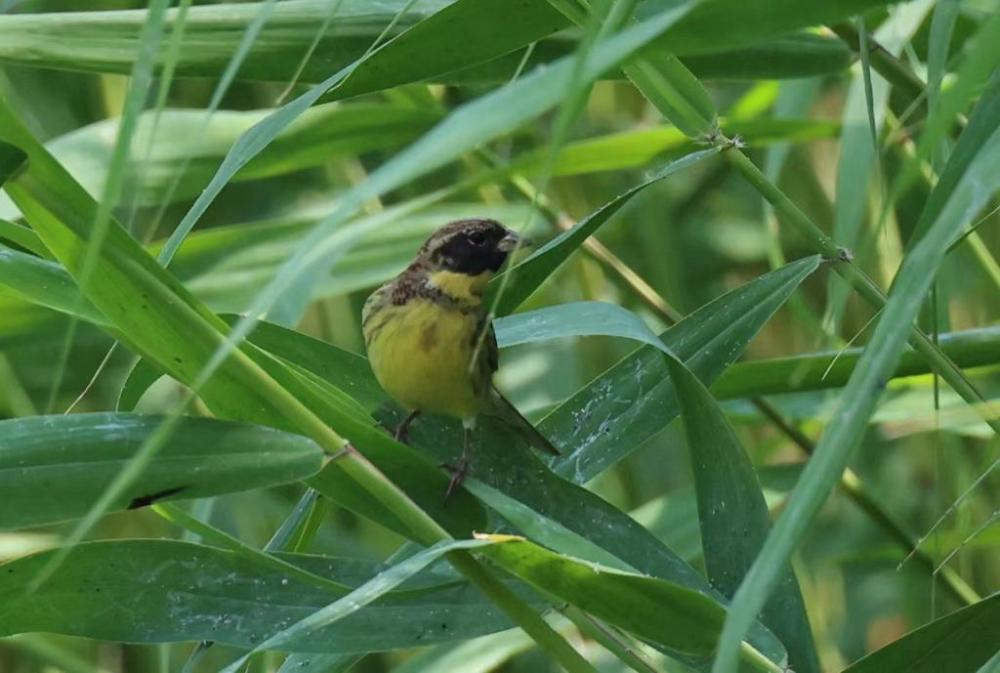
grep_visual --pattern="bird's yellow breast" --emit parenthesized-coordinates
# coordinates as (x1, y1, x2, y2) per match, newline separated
(366, 298, 485, 420)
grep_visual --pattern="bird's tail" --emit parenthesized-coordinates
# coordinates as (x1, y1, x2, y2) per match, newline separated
(487, 387, 561, 456)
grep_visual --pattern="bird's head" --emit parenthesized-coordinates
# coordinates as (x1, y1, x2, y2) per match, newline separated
(418, 218, 522, 274)
(414, 219, 523, 297)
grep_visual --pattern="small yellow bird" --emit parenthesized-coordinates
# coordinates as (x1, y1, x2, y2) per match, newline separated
(362, 218, 559, 494)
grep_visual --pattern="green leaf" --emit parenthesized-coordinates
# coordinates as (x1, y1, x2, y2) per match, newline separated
(493, 148, 718, 315)
(841, 593, 1000, 673)
(666, 357, 818, 673)
(711, 59, 1000, 673)
(0, 1, 873, 85)
(545, 255, 823, 481)
(0, 245, 107, 327)
(495, 301, 669, 354)
(0, 539, 533, 653)
(0, 413, 323, 530)
(478, 535, 726, 658)
(0, 218, 50, 258)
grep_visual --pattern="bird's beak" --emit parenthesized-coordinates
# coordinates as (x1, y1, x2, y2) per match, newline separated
(498, 230, 528, 252)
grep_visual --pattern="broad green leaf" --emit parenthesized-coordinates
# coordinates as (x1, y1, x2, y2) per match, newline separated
(493, 149, 718, 314)
(545, 255, 823, 481)
(495, 301, 669, 354)
(478, 535, 727, 659)
(220, 538, 501, 671)
(0, 539, 533, 653)
(0, 245, 107, 327)
(666, 357, 818, 673)
(712, 59, 1000, 673)
(0, 413, 323, 530)
(841, 593, 1000, 673)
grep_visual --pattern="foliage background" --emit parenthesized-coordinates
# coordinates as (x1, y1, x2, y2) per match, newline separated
(0, 1, 997, 672)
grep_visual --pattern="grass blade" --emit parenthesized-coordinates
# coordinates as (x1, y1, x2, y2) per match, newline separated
(0, 413, 323, 530)
(666, 357, 818, 673)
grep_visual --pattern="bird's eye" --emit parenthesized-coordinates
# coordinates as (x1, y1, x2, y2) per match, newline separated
(466, 231, 487, 246)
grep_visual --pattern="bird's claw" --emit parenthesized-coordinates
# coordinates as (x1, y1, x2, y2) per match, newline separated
(441, 455, 470, 500)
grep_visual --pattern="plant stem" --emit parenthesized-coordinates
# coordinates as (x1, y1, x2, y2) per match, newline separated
(713, 326, 1000, 398)
(562, 605, 663, 673)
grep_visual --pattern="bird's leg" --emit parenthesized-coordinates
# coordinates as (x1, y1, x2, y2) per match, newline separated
(393, 409, 421, 444)
(445, 426, 472, 500)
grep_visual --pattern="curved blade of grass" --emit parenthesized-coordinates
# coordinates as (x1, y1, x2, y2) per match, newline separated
(0, 539, 540, 653)
(218, 538, 501, 672)
(665, 356, 817, 673)
(476, 535, 746, 665)
(711, 68, 1000, 673)
(0, 245, 107, 326)
(841, 592, 1000, 673)
(0, 413, 323, 530)
(492, 148, 719, 314)
(0, 219, 49, 258)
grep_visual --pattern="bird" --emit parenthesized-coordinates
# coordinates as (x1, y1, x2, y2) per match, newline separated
(362, 218, 560, 496)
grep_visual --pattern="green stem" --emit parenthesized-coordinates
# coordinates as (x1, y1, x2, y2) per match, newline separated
(562, 606, 663, 673)
(713, 326, 1000, 398)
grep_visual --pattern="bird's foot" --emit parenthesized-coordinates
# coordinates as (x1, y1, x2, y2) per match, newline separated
(393, 424, 410, 444)
(442, 455, 470, 500)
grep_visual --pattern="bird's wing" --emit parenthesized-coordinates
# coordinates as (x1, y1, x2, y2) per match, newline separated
(475, 317, 559, 456)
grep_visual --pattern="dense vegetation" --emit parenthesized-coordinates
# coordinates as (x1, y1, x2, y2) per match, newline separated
(0, 1, 997, 672)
